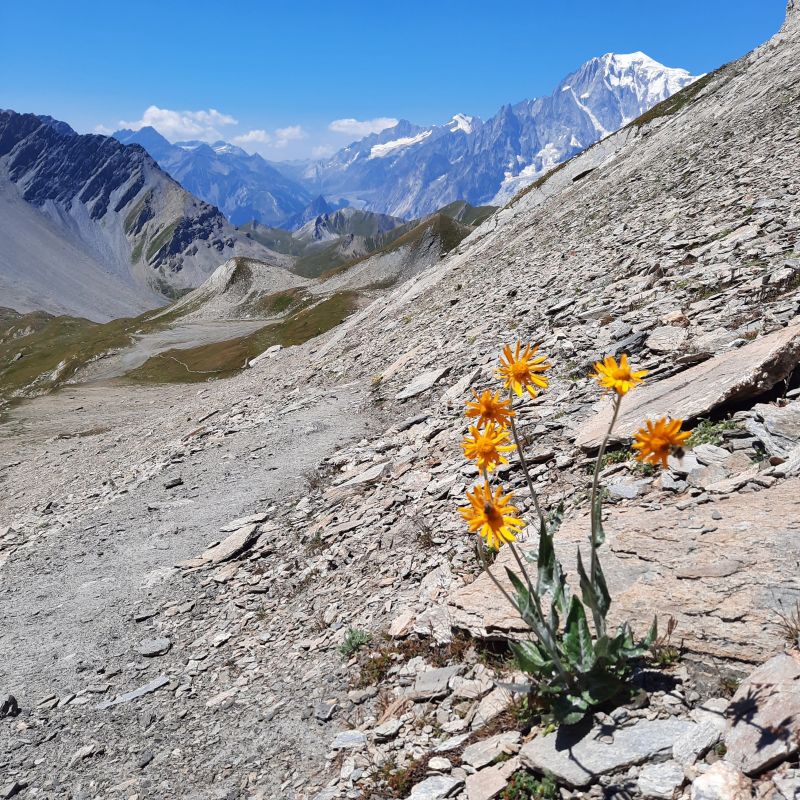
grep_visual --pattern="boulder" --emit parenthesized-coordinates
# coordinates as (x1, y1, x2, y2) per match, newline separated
(575, 323, 800, 450)
(448, 479, 800, 664)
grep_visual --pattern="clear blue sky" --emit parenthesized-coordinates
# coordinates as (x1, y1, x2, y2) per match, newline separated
(0, 0, 787, 159)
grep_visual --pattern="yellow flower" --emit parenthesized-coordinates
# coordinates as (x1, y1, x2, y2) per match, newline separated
(465, 389, 516, 429)
(497, 342, 551, 398)
(632, 417, 691, 468)
(459, 481, 525, 549)
(591, 354, 648, 396)
(461, 422, 516, 473)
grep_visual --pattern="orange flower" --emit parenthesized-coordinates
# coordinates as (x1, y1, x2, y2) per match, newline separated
(465, 389, 516, 429)
(459, 481, 525, 549)
(632, 417, 691, 468)
(591, 354, 647, 396)
(461, 422, 516, 473)
(497, 342, 551, 398)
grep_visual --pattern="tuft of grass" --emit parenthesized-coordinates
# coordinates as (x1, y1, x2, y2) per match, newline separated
(502, 772, 559, 800)
(775, 599, 800, 648)
(688, 418, 738, 447)
(339, 628, 372, 657)
(599, 449, 629, 470)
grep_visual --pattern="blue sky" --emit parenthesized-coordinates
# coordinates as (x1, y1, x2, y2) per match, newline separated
(0, 0, 787, 159)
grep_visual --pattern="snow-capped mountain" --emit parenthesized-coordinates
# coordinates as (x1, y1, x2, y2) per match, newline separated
(287, 52, 698, 216)
(113, 127, 311, 227)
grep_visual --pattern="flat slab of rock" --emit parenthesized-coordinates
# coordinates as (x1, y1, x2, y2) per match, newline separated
(465, 765, 508, 800)
(638, 760, 686, 799)
(396, 367, 449, 400)
(135, 637, 171, 657)
(178, 523, 262, 568)
(575, 323, 800, 450)
(331, 730, 367, 750)
(724, 651, 800, 774)
(412, 665, 463, 700)
(519, 718, 697, 787)
(409, 775, 463, 799)
(448, 478, 800, 664)
(461, 731, 521, 768)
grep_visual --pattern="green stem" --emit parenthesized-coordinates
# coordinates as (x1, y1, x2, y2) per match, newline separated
(476, 542, 570, 685)
(589, 393, 622, 551)
(508, 393, 545, 532)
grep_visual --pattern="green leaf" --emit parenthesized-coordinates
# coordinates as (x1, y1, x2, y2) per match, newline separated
(551, 693, 589, 725)
(511, 641, 551, 677)
(563, 596, 596, 672)
(577, 548, 603, 635)
(644, 615, 658, 648)
(548, 502, 565, 536)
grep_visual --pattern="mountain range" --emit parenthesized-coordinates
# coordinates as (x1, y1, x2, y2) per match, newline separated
(0, 110, 283, 320)
(114, 52, 697, 226)
(113, 127, 311, 227)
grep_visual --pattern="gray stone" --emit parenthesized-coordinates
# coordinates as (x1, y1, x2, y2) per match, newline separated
(575, 323, 800, 450)
(647, 325, 689, 353)
(396, 367, 450, 400)
(637, 760, 686, 799)
(673, 721, 721, 765)
(461, 731, 521, 768)
(181, 523, 261, 567)
(691, 761, 752, 800)
(412, 665, 464, 700)
(135, 637, 171, 657)
(428, 757, 453, 772)
(373, 718, 403, 742)
(340, 461, 388, 487)
(409, 775, 463, 800)
(314, 701, 337, 721)
(331, 730, 367, 750)
(95, 676, 170, 710)
(773, 772, 800, 800)
(745, 401, 800, 457)
(465, 765, 508, 800)
(725, 652, 800, 775)
(607, 482, 640, 499)
(519, 718, 697, 787)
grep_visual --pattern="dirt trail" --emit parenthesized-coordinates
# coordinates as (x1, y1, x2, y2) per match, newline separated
(0, 375, 373, 700)
(76, 320, 270, 383)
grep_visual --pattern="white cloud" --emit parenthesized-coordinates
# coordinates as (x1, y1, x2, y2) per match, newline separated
(311, 144, 335, 158)
(232, 129, 272, 146)
(329, 117, 398, 137)
(274, 125, 307, 147)
(118, 105, 238, 141)
(93, 123, 114, 135)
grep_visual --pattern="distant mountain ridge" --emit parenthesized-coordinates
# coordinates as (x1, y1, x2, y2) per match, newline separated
(113, 127, 311, 227)
(109, 52, 696, 227)
(0, 110, 284, 320)
(280, 52, 698, 216)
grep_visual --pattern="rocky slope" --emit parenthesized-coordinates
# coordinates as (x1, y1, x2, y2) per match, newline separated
(0, 111, 286, 320)
(287, 53, 696, 217)
(1, 6, 799, 800)
(113, 127, 311, 227)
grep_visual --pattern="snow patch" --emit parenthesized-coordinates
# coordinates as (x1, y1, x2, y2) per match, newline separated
(368, 130, 433, 159)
